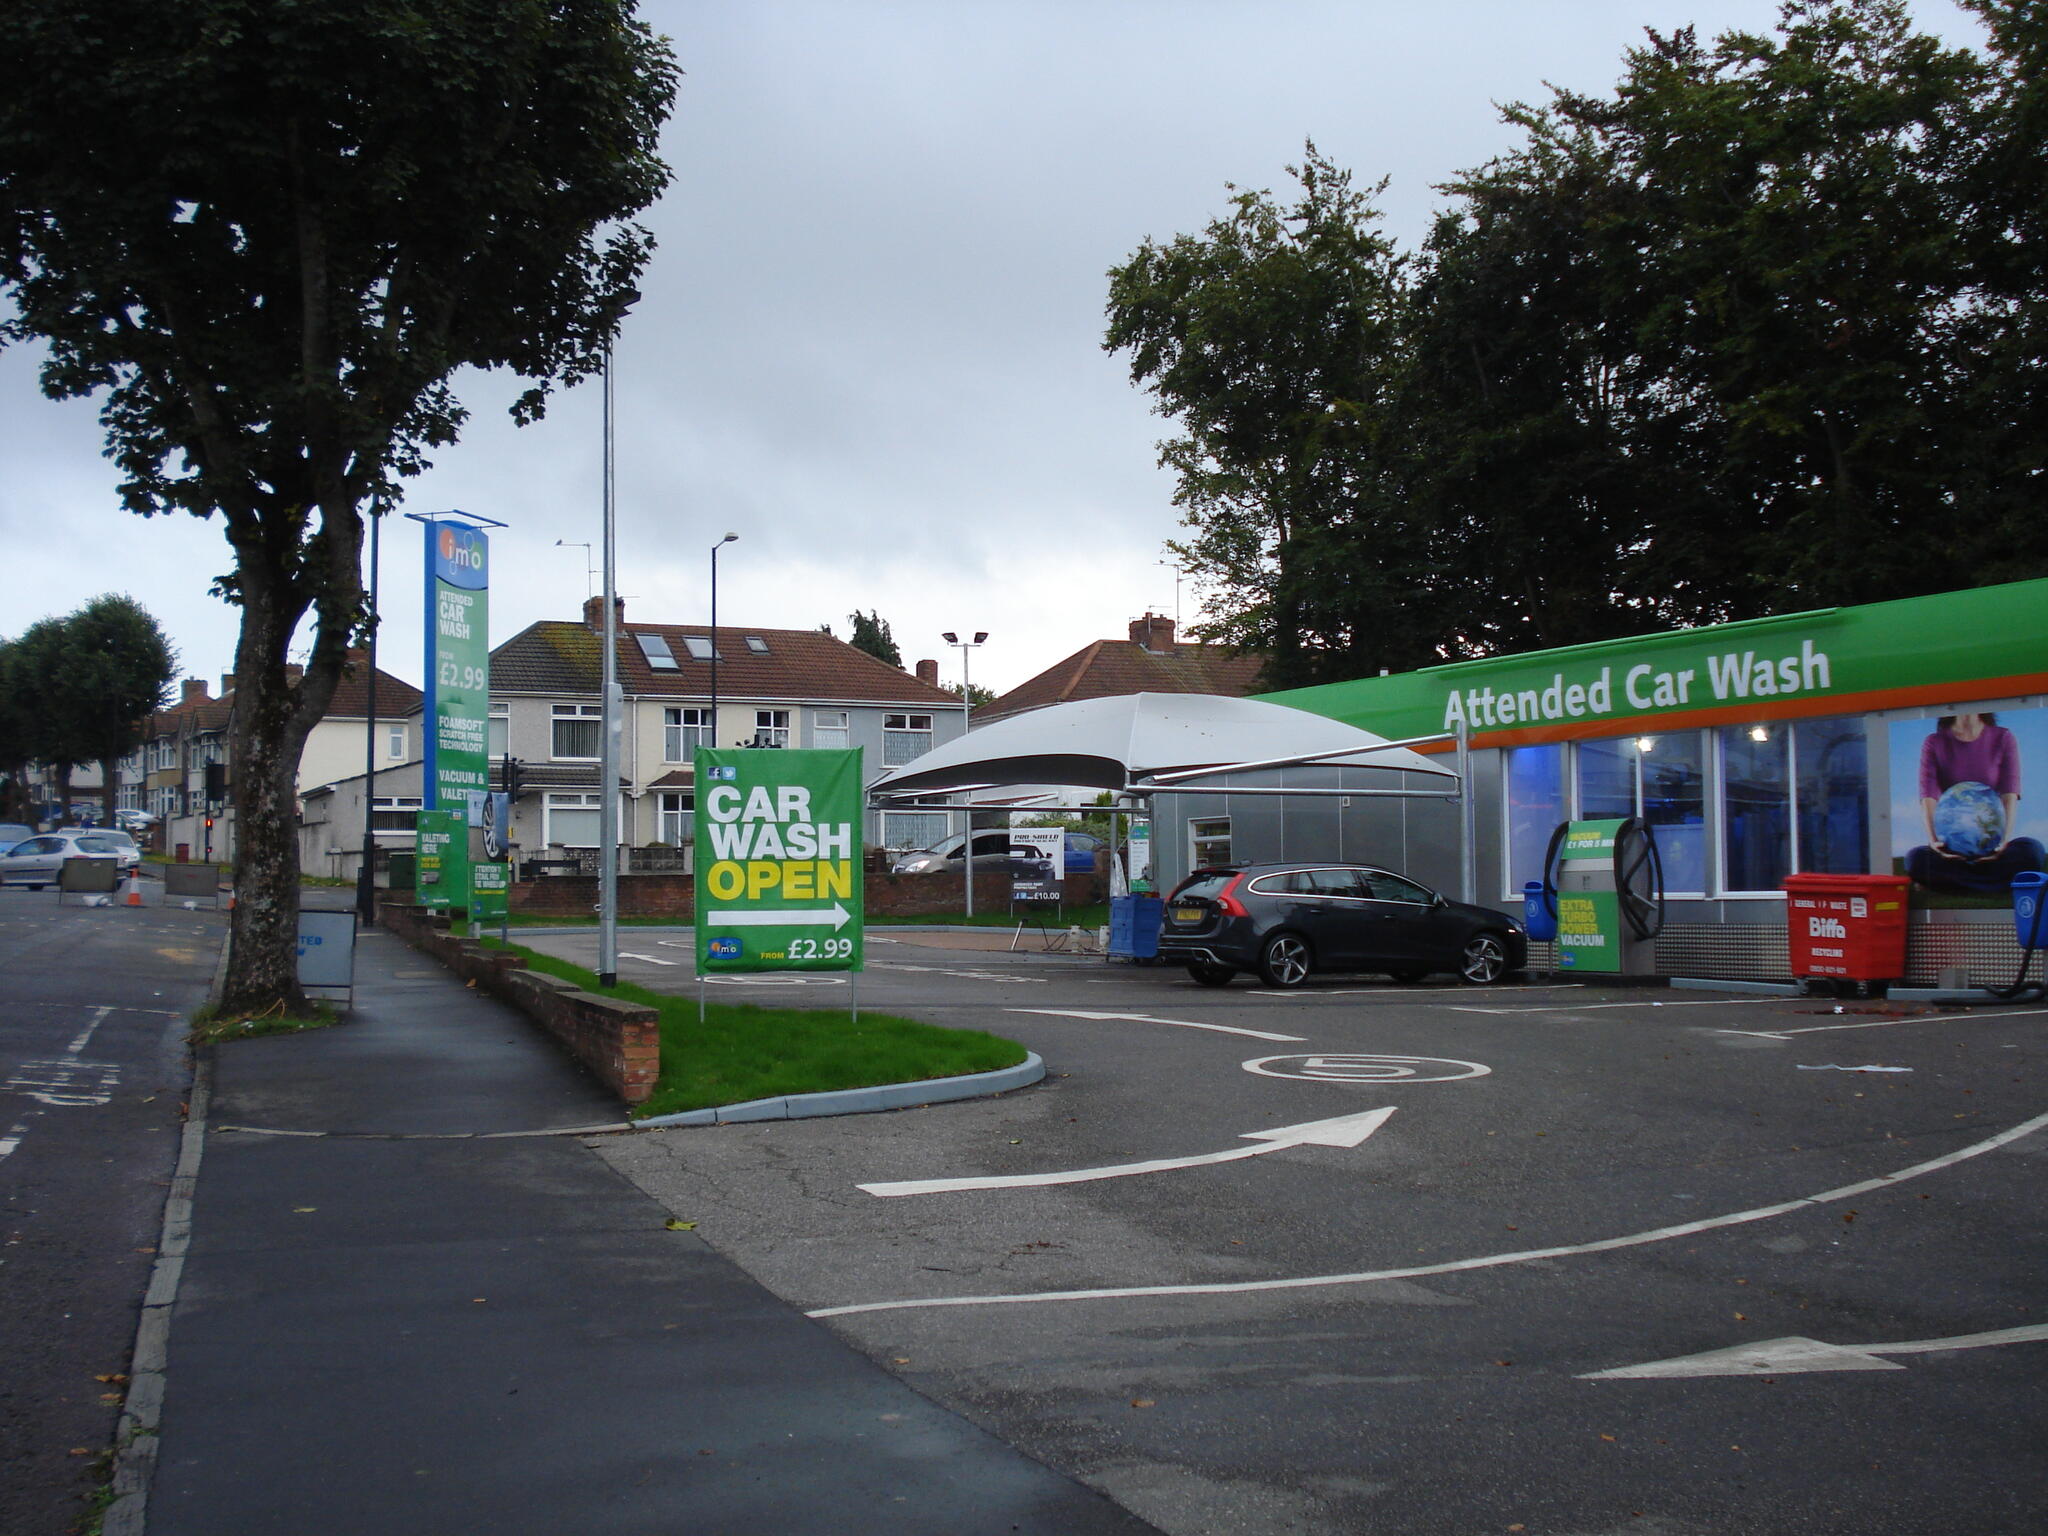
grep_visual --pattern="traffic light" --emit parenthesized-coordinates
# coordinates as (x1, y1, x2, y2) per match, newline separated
(204, 761, 226, 805)
(501, 755, 522, 800)
(203, 815, 214, 830)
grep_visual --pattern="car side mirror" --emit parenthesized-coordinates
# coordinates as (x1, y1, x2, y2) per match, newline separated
(1431, 891, 1448, 907)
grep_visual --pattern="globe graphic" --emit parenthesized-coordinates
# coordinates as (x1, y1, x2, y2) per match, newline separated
(1933, 781, 2004, 857)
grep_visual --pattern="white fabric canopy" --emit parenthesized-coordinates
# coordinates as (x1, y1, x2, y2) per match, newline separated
(869, 692, 1448, 798)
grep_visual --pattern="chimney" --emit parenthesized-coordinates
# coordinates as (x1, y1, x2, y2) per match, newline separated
(220, 674, 236, 696)
(915, 659, 939, 686)
(285, 663, 304, 685)
(1129, 613, 1176, 653)
(344, 646, 370, 669)
(583, 594, 625, 631)
(181, 678, 211, 706)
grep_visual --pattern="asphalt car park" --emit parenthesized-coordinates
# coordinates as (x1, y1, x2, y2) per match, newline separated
(509, 927, 2048, 1536)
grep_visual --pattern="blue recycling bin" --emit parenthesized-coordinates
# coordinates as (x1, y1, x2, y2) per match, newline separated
(2014, 870, 2047, 949)
(1522, 880, 1558, 943)
(1109, 895, 1163, 959)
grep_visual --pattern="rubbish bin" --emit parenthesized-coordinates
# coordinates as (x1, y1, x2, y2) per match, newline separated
(1108, 895, 1163, 960)
(1522, 880, 1558, 943)
(1782, 873, 1910, 991)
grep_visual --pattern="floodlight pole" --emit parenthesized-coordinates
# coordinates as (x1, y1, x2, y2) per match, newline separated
(598, 348, 619, 987)
(942, 630, 986, 918)
(710, 533, 737, 742)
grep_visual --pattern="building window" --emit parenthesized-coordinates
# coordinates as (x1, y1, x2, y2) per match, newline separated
(1719, 725, 1792, 894)
(1793, 717, 1868, 875)
(543, 792, 602, 847)
(1638, 733, 1707, 894)
(1190, 817, 1232, 868)
(812, 710, 850, 750)
(636, 633, 680, 670)
(883, 712, 932, 766)
(658, 792, 692, 845)
(488, 706, 508, 760)
(552, 703, 602, 760)
(664, 707, 710, 761)
(753, 709, 789, 749)
(1502, 745, 1566, 899)
(884, 811, 949, 852)
(370, 796, 422, 833)
(682, 635, 717, 660)
(386, 723, 406, 761)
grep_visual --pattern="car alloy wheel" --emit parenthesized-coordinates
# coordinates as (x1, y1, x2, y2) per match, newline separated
(1459, 933, 1509, 985)
(1187, 962, 1236, 987)
(1256, 932, 1312, 988)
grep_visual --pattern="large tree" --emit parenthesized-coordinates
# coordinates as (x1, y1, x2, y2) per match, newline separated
(65, 595, 179, 822)
(847, 610, 904, 668)
(0, 1, 676, 1010)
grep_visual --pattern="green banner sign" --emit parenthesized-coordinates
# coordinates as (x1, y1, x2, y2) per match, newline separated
(1555, 818, 1626, 972)
(416, 809, 468, 913)
(424, 519, 491, 813)
(469, 858, 509, 927)
(1558, 818, 1627, 862)
(694, 748, 864, 973)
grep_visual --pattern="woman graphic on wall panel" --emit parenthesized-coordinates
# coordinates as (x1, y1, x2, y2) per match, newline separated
(1905, 713, 2045, 893)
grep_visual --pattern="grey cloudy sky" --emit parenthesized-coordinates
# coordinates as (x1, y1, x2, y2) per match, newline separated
(0, 0, 1981, 700)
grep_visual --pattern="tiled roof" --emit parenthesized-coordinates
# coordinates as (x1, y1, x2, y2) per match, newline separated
(492, 620, 962, 707)
(977, 639, 1268, 723)
(326, 662, 424, 720)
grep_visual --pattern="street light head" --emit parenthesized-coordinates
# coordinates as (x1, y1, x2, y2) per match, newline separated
(720, 532, 738, 545)
(973, 631, 988, 645)
(942, 631, 958, 645)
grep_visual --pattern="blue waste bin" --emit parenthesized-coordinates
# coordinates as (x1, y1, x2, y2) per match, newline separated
(1109, 895, 1163, 959)
(1522, 880, 1558, 943)
(2015, 870, 2046, 949)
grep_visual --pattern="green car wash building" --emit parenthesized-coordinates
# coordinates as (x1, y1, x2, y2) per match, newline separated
(1149, 577, 2048, 985)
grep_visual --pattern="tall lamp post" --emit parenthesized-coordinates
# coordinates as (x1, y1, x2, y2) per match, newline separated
(941, 630, 987, 916)
(709, 533, 737, 742)
(355, 508, 383, 922)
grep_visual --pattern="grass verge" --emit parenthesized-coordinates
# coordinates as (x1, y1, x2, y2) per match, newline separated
(188, 1000, 340, 1045)
(485, 940, 1029, 1119)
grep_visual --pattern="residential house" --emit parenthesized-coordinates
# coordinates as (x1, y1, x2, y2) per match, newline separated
(487, 597, 968, 865)
(974, 614, 1266, 725)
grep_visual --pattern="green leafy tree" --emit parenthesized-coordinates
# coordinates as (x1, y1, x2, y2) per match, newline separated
(0, 638, 32, 820)
(63, 595, 178, 821)
(5, 615, 92, 819)
(942, 681, 995, 710)
(847, 610, 904, 668)
(0, 1, 676, 1010)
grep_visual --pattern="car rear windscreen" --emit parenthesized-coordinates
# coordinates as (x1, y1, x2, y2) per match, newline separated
(1171, 871, 1237, 901)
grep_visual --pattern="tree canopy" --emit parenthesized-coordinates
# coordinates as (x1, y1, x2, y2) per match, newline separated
(847, 610, 905, 668)
(0, 0, 677, 1009)
(1106, 0, 2048, 686)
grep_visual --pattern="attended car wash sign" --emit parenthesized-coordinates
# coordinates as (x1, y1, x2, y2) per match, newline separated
(423, 518, 491, 814)
(694, 749, 864, 973)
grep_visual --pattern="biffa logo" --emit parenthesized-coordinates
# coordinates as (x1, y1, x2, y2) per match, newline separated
(1808, 916, 1847, 939)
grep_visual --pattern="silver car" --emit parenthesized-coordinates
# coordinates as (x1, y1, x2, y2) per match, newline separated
(0, 829, 142, 889)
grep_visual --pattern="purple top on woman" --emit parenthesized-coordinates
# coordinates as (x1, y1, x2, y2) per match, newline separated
(1919, 724, 2020, 798)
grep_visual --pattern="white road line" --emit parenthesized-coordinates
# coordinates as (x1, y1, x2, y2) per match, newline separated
(1582, 1323, 2048, 1379)
(1005, 1008, 1305, 1043)
(618, 951, 681, 966)
(1246, 984, 1591, 999)
(1721, 1004, 2048, 1040)
(65, 1005, 116, 1055)
(0, 1121, 28, 1163)
(1450, 997, 1791, 1016)
(804, 1106, 2048, 1319)
(859, 1107, 1396, 1197)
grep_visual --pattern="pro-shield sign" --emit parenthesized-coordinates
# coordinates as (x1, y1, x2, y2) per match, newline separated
(422, 520, 490, 813)
(693, 749, 865, 973)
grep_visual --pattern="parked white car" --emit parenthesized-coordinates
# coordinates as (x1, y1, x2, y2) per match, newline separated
(0, 829, 142, 889)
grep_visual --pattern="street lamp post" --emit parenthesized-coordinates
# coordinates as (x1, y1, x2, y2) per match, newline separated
(709, 533, 737, 743)
(940, 630, 987, 916)
(355, 508, 382, 922)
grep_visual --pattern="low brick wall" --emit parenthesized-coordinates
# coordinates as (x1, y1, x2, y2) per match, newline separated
(511, 869, 1105, 919)
(376, 901, 660, 1106)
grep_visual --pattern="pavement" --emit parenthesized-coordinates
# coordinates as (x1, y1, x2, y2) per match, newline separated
(140, 912, 1157, 1536)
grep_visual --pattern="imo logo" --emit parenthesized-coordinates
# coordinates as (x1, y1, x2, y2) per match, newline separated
(439, 526, 486, 570)
(707, 936, 743, 960)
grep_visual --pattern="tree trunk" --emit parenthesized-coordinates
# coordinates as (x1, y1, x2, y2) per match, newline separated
(99, 757, 120, 823)
(52, 763, 74, 825)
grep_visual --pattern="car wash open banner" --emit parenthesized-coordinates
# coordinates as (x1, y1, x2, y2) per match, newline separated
(422, 518, 491, 814)
(694, 748, 864, 973)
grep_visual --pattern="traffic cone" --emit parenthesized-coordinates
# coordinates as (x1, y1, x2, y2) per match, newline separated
(124, 867, 144, 907)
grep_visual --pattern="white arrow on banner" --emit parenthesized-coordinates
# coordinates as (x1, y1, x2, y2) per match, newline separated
(858, 1106, 1397, 1197)
(1581, 1323, 2048, 1379)
(704, 903, 853, 931)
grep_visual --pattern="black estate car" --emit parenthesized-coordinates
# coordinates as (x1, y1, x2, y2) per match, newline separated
(1158, 862, 1527, 988)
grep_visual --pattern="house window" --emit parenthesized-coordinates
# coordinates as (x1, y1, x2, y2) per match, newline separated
(551, 703, 602, 760)
(386, 723, 406, 761)
(636, 633, 680, 670)
(884, 811, 949, 852)
(1190, 817, 1232, 868)
(812, 710, 850, 750)
(745, 636, 769, 653)
(753, 710, 789, 749)
(658, 792, 692, 845)
(370, 796, 422, 833)
(664, 707, 710, 761)
(488, 706, 508, 759)
(682, 635, 717, 660)
(543, 792, 603, 848)
(883, 712, 932, 766)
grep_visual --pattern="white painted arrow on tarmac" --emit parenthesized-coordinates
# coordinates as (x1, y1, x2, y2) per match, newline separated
(858, 1106, 1397, 1197)
(703, 902, 852, 930)
(1581, 1323, 2048, 1379)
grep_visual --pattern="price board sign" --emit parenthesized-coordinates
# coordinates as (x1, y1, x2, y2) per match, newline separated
(422, 518, 490, 813)
(693, 748, 864, 973)
(416, 809, 468, 914)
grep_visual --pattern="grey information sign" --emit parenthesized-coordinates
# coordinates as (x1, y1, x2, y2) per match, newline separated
(297, 909, 359, 1002)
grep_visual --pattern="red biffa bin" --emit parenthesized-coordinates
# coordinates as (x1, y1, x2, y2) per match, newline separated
(1783, 873, 1910, 993)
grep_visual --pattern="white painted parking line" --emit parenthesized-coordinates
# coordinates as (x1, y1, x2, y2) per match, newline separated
(1720, 1004, 2048, 1041)
(1581, 1323, 2048, 1379)
(1450, 997, 1791, 1016)
(858, 1107, 1397, 1197)
(0, 1120, 28, 1163)
(1006, 1008, 1304, 1043)
(618, 951, 681, 966)
(804, 1106, 2048, 1319)
(879, 964, 1049, 984)
(1246, 984, 1589, 999)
